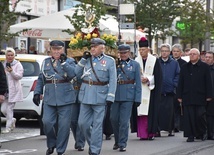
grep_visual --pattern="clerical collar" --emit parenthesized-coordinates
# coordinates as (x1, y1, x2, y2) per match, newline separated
(191, 59, 200, 65)
(174, 57, 181, 61)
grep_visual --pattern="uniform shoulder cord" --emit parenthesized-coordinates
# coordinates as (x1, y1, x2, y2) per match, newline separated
(90, 57, 101, 82)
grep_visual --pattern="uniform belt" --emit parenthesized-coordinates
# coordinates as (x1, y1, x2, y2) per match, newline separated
(46, 79, 69, 84)
(74, 86, 81, 90)
(118, 79, 135, 85)
(82, 80, 109, 86)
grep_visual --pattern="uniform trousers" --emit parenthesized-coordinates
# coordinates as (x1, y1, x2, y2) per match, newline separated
(110, 101, 133, 148)
(1, 99, 15, 129)
(42, 104, 72, 154)
(78, 103, 105, 155)
(70, 103, 85, 148)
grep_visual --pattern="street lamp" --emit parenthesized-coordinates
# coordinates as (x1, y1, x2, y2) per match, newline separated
(118, 3, 136, 55)
(205, 0, 211, 51)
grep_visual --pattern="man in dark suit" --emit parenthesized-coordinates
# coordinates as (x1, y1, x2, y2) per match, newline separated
(205, 51, 214, 140)
(172, 44, 187, 132)
(0, 62, 8, 147)
(177, 48, 213, 142)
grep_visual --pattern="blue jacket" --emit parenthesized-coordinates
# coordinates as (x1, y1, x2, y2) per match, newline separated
(115, 59, 142, 102)
(159, 57, 180, 94)
(34, 57, 76, 106)
(75, 54, 117, 105)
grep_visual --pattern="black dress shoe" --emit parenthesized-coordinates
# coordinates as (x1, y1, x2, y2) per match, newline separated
(155, 132, 161, 137)
(46, 147, 54, 155)
(201, 134, 207, 141)
(119, 147, 126, 152)
(168, 132, 175, 137)
(105, 135, 111, 140)
(77, 147, 84, 151)
(148, 136, 155, 140)
(186, 137, 194, 142)
(113, 144, 119, 150)
(174, 128, 180, 133)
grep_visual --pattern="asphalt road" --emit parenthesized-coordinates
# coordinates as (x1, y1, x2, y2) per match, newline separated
(1, 119, 214, 155)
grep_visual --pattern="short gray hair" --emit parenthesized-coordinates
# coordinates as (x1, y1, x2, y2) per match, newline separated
(172, 44, 183, 52)
(160, 43, 171, 51)
(190, 48, 200, 54)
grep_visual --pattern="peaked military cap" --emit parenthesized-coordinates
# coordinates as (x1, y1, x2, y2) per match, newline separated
(50, 40, 64, 47)
(118, 44, 130, 52)
(90, 38, 106, 47)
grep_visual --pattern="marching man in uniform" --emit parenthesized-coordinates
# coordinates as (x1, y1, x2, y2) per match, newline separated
(110, 44, 142, 152)
(75, 38, 117, 155)
(33, 40, 76, 155)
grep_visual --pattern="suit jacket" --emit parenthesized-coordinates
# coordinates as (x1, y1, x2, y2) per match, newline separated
(0, 62, 7, 95)
(177, 60, 212, 106)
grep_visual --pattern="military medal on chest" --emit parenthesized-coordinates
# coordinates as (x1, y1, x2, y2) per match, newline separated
(101, 60, 106, 67)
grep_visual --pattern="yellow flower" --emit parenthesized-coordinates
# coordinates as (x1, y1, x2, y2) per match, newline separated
(102, 33, 107, 38)
(92, 33, 98, 38)
(86, 33, 91, 39)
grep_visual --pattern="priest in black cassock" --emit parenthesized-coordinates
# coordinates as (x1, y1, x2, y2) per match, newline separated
(177, 48, 213, 142)
(204, 51, 214, 140)
(130, 37, 162, 140)
(171, 44, 187, 132)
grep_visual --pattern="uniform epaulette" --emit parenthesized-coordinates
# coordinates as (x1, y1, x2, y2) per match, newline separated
(104, 54, 115, 61)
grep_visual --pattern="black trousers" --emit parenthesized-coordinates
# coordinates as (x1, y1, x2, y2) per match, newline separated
(183, 105, 207, 138)
(103, 104, 113, 136)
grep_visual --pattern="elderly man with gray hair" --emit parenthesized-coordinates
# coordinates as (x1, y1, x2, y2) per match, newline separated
(177, 48, 212, 142)
(172, 44, 187, 133)
(157, 43, 180, 137)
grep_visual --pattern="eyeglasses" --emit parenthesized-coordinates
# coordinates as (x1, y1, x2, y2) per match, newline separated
(161, 50, 170, 52)
(189, 53, 198, 56)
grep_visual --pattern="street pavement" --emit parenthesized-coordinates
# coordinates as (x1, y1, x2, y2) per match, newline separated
(1, 118, 214, 155)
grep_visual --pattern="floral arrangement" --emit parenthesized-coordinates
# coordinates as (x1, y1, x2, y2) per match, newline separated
(69, 28, 117, 50)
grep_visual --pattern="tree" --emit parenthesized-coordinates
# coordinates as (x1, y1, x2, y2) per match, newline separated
(0, 0, 29, 49)
(174, 0, 214, 50)
(126, 0, 182, 49)
(63, 0, 107, 35)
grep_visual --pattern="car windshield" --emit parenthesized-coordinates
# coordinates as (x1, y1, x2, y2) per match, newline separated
(20, 61, 40, 77)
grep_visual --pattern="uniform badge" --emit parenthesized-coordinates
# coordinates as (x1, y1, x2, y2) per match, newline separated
(64, 73, 67, 77)
(101, 60, 106, 66)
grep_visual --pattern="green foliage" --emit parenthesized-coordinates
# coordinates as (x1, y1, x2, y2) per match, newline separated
(0, 0, 29, 49)
(174, 0, 214, 47)
(128, 0, 182, 45)
(64, 0, 107, 35)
